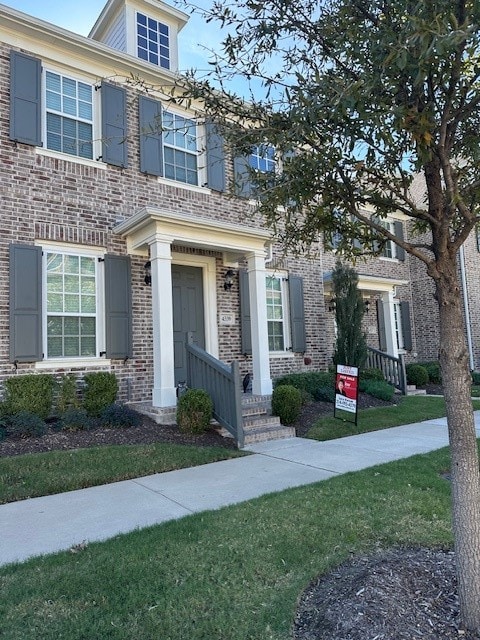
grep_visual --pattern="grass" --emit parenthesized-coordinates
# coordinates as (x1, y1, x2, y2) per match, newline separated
(308, 395, 480, 441)
(0, 446, 457, 639)
(0, 443, 244, 505)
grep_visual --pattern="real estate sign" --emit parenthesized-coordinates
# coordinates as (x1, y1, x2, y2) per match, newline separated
(334, 364, 359, 425)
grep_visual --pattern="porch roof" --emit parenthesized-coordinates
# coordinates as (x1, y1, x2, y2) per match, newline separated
(323, 272, 408, 294)
(114, 207, 272, 259)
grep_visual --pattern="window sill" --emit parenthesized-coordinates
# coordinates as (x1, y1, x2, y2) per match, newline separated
(269, 351, 295, 359)
(157, 177, 211, 195)
(35, 358, 112, 370)
(379, 256, 400, 263)
(36, 148, 107, 170)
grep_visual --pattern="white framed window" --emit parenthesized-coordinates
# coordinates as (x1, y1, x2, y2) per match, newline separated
(163, 111, 198, 185)
(379, 219, 404, 260)
(45, 71, 94, 160)
(43, 247, 105, 360)
(136, 12, 170, 69)
(249, 144, 276, 173)
(266, 272, 291, 352)
(393, 300, 405, 350)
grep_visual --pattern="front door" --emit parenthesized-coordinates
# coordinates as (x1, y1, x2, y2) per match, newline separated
(172, 265, 205, 385)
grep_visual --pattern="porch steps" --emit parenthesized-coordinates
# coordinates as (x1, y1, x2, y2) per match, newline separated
(405, 384, 427, 396)
(240, 395, 295, 446)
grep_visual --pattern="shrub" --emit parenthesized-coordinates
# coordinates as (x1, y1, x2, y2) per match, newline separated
(406, 364, 429, 387)
(314, 386, 335, 403)
(60, 408, 95, 432)
(55, 374, 80, 415)
(0, 424, 6, 442)
(472, 371, 480, 386)
(100, 404, 141, 429)
(6, 411, 46, 438)
(275, 372, 335, 398)
(363, 380, 395, 402)
(83, 372, 118, 417)
(360, 368, 385, 382)
(271, 385, 302, 424)
(3, 374, 54, 420)
(176, 389, 213, 434)
(418, 361, 442, 385)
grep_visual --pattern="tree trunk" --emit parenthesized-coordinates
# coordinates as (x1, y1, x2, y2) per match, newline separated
(435, 262, 480, 631)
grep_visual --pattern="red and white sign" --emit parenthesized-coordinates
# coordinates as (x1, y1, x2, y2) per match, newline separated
(335, 365, 359, 414)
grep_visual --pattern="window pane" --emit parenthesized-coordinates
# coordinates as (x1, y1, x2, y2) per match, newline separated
(63, 96, 77, 116)
(47, 317, 63, 336)
(80, 257, 95, 276)
(81, 276, 95, 294)
(81, 337, 96, 357)
(64, 317, 79, 335)
(47, 112, 61, 134)
(81, 317, 96, 335)
(48, 293, 63, 312)
(48, 337, 63, 358)
(65, 274, 79, 293)
(47, 273, 63, 292)
(46, 91, 61, 111)
(81, 295, 96, 313)
(65, 255, 79, 273)
(62, 77, 77, 98)
(65, 336, 80, 357)
(64, 295, 80, 313)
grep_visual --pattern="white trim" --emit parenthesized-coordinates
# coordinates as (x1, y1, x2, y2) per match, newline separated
(266, 270, 291, 353)
(36, 147, 108, 170)
(171, 252, 218, 358)
(36, 358, 112, 370)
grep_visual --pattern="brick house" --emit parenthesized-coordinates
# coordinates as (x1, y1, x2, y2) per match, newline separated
(0, 0, 331, 441)
(2, 0, 473, 444)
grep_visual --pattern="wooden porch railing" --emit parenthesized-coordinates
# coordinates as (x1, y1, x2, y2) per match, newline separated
(366, 346, 407, 394)
(186, 333, 244, 448)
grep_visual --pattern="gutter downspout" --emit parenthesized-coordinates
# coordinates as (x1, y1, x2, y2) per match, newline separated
(459, 245, 475, 371)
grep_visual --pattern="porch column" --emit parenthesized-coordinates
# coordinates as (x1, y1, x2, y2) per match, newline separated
(150, 235, 177, 407)
(381, 290, 398, 358)
(246, 250, 273, 395)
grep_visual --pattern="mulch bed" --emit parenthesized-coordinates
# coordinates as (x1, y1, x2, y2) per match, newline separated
(293, 547, 480, 639)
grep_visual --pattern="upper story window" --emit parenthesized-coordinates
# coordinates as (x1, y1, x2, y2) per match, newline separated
(45, 71, 93, 159)
(249, 144, 276, 173)
(163, 111, 198, 185)
(136, 12, 170, 69)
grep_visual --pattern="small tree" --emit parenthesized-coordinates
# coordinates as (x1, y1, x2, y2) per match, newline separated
(332, 262, 367, 368)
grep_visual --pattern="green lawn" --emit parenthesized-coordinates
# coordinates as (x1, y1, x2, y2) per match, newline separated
(2, 396, 479, 505)
(0, 446, 457, 640)
(308, 395, 480, 441)
(0, 442, 244, 505)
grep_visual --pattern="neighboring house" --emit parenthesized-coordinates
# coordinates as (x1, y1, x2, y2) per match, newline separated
(0, 0, 328, 429)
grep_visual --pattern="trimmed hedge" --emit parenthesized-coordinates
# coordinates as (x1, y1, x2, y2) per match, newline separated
(271, 385, 302, 425)
(363, 380, 395, 402)
(177, 389, 213, 434)
(274, 372, 335, 401)
(83, 372, 118, 417)
(406, 363, 429, 387)
(3, 374, 54, 420)
(418, 361, 442, 385)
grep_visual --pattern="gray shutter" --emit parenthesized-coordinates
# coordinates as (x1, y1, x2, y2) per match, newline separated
(394, 221, 405, 260)
(104, 255, 132, 359)
(139, 95, 163, 176)
(239, 269, 252, 355)
(10, 51, 42, 146)
(400, 301, 412, 350)
(9, 244, 42, 362)
(233, 155, 252, 198)
(376, 299, 387, 351)
(288, 276, 306, 353)
(205, 120, 225, 192)
(101, 82, 128, 167)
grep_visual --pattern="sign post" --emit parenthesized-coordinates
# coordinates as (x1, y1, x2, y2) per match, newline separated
(334, 364, 360, 426)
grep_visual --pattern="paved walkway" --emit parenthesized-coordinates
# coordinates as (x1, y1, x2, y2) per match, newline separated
(2, 413, 480, 567)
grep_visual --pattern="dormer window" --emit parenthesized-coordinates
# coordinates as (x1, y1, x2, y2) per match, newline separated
(136, 12, 170, 69)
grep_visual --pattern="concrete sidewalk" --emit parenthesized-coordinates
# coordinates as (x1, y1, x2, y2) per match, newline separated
(1, 414, 479, 567)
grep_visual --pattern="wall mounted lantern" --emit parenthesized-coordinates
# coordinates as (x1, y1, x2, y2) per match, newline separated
(144, 261, 152, 286)
(364, 298, 371, 313)
(224, 269, 235, 291)
(328, 298, 336, 312)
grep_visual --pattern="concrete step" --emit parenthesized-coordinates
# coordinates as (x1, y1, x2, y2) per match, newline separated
(406, 384, 427, 396)
(243, 424, 296, 446)
(243, 414, 281, 429)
